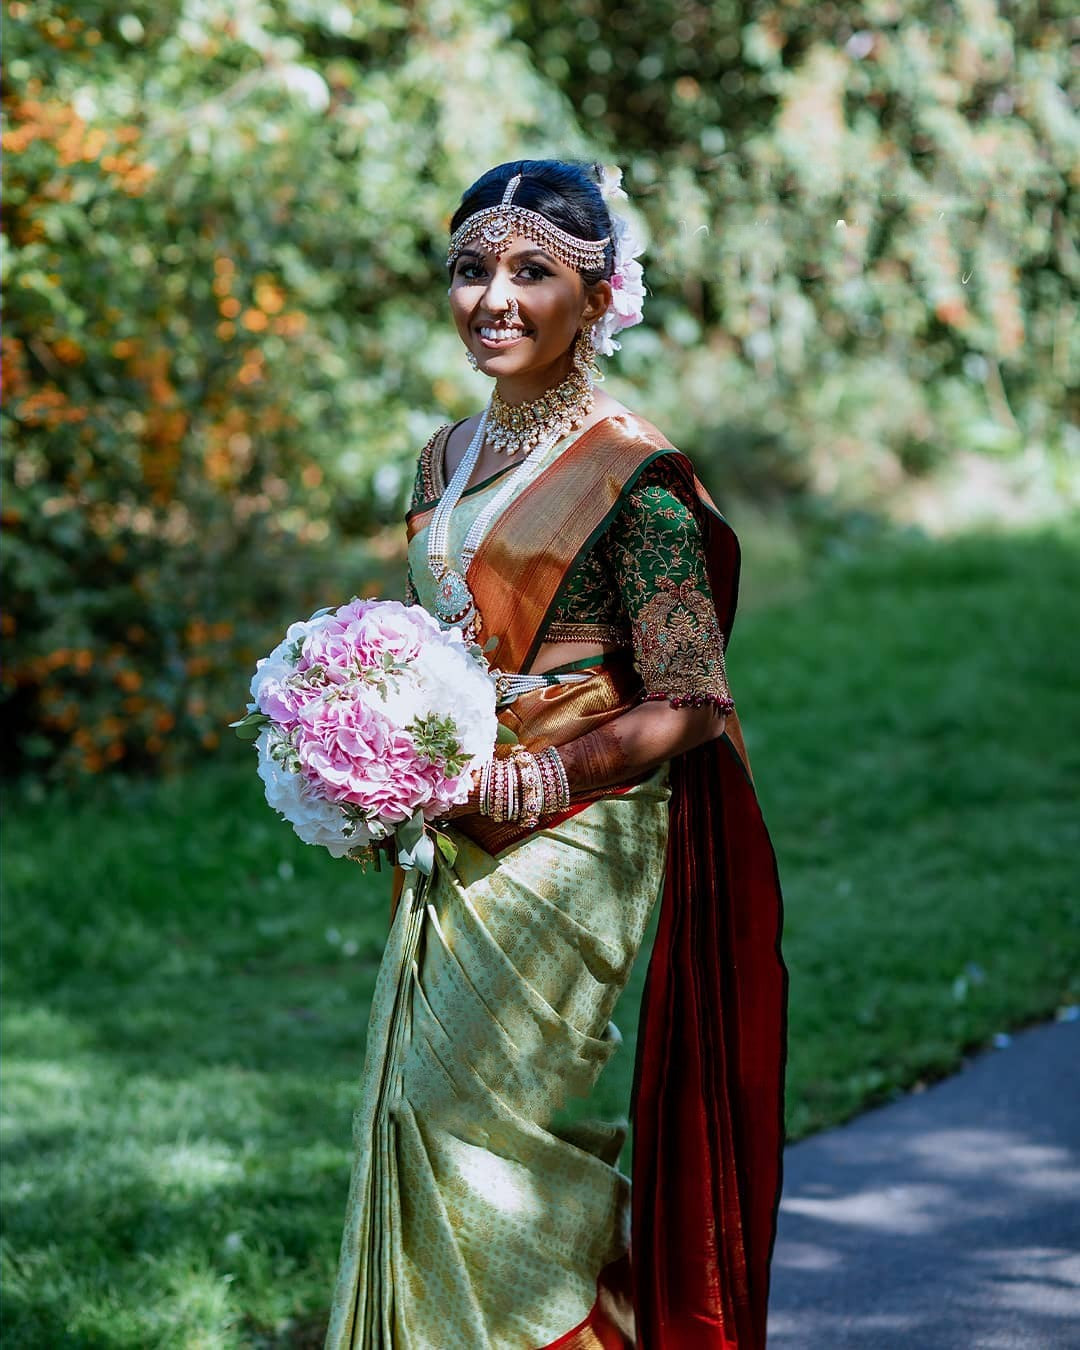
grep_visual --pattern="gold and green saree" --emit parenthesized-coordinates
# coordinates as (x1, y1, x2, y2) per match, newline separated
(325, 413, 788, 1349)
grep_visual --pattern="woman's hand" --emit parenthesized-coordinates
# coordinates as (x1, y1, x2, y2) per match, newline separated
(557, 700, 727, 797)
(435, 700, 726, 825)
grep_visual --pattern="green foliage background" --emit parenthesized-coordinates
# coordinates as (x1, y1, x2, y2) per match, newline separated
(3, 0, 1076, 778)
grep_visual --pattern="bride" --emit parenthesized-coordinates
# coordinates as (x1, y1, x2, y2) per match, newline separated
(324, 158, 787, 1350)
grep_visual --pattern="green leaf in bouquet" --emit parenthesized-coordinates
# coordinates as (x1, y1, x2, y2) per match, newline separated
(396, 809, 434, 875)
(432, 829, 458, 868)
(483, 636, 500, 653)
(397, 832, 435, 876)
(228, 710, 270, 740)
(407, 713, 468, 775)
(496, 723, 519, 745)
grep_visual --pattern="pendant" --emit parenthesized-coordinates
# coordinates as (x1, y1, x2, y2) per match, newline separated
(433, 569, 477, 629)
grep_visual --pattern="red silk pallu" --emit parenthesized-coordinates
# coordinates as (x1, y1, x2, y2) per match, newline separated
(404, 412, 788, 1349)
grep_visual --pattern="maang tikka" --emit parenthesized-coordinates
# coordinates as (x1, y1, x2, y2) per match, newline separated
(446, 173, 610, 272)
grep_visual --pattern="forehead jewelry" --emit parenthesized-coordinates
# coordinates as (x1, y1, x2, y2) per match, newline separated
(447, 173, 610, 273)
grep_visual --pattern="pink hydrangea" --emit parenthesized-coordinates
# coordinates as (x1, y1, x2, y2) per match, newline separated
(296, 600, 439, 682)
(257, 675, 316, 727)
(244, 597, 497, 857)
(297, 694, 435, 823)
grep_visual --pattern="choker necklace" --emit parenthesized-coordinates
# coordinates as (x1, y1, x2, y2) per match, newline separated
(486, 333, 596, 454)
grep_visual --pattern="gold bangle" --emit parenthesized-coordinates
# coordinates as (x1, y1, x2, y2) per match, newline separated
(536, 749, 559, 814)
(537, 745, 571, 811)
(506, 758, 519, 821)
(550, 746, 571, 810)
(511, 746, 544, 827)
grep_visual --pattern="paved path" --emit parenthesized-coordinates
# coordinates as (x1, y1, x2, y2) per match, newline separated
(767, 1018, 1080, 1348)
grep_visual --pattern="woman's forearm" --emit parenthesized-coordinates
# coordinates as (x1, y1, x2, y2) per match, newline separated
(557, 699, 727, 796)
(447, 701, 726, 819)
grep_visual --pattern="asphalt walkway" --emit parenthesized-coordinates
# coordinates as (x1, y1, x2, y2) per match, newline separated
(767, 1018, 1080, 1348)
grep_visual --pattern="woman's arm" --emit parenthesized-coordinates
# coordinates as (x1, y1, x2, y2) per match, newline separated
(557, 697, 726, 795)
(558, 456, 734, 792)
(446, 698, 725, 818)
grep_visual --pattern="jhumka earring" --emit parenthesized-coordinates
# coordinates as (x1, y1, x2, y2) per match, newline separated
(572, 326, 604, 383)
(466, 349, 479, 369)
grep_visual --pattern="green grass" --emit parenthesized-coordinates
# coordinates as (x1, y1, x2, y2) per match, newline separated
(4, 523, 1079, 1347)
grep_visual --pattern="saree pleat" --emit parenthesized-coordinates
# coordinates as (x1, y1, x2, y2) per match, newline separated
(325, 769, 671, 1349)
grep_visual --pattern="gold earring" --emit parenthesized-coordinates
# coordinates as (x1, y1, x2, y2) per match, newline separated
(572, 327, 603, 383)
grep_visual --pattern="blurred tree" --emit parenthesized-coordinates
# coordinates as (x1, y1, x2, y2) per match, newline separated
(1, 0, 590, 777)
(511, 0, 1077, 497)
(2, 0, 1075, 778)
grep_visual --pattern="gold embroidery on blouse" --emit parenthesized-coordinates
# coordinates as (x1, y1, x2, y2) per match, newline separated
(633, 575, 734, 710)
(416, 424, 450, 504)
(542, 621, 629, 645)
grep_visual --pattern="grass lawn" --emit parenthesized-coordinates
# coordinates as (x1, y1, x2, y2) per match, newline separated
(3, 523, 1078, 1347)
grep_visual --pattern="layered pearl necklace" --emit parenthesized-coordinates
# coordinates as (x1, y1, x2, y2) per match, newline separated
(427, 370, 594, 635)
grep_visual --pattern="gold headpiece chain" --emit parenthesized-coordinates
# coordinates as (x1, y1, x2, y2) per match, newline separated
(446, 174, 610, 273)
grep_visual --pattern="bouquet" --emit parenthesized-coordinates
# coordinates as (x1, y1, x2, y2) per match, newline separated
(231, 598, 498, 873)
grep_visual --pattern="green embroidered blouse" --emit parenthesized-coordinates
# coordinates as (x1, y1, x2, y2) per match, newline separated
(405, 426, 734, 713)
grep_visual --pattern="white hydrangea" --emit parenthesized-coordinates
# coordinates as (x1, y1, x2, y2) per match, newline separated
(255, 727, 391, 858)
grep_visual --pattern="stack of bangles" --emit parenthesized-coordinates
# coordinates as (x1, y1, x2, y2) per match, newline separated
(478, 745, 571, 828)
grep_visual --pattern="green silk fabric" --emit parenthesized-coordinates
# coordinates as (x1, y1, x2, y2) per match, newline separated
(323, 769, 671, 1348)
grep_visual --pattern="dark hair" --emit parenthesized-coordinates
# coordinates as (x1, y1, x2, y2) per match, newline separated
(447, 159, 615, 284)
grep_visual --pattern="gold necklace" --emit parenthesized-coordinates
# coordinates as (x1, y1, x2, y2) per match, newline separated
(486, 333, 596, 454)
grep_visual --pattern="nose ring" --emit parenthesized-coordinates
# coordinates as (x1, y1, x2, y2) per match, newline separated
(506, 296, 520, 323)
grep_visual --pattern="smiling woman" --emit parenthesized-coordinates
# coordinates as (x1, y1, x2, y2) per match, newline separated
(323, 159, 787, 1350)
(449, 236, 609, 401)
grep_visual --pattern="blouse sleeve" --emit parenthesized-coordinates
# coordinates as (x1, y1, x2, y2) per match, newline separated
(601, 457, 734, 713)
(403, 428, 442, 607)
(404, 563, 419, 607)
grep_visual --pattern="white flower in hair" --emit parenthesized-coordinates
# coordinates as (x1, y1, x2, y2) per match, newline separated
(593, 162, 646, 357)
(596, 163, 629, 205)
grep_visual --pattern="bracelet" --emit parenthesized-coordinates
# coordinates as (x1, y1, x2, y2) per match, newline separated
(511, 746, 544, 828)
(492, 758, 507, 823)
(552, 747, 571, 810)
(536, 747, 558, 813)
(480, 755, 509, 820)
(536, 745, 571, 812)
(479, 748, 568, 826)
(490, 755, 520, 824)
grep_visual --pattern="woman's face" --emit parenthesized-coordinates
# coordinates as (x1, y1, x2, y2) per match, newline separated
(448, 232, 611, 386)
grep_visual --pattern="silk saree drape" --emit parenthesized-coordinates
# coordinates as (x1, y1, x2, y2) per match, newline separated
(325, 413, 788, 1349)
